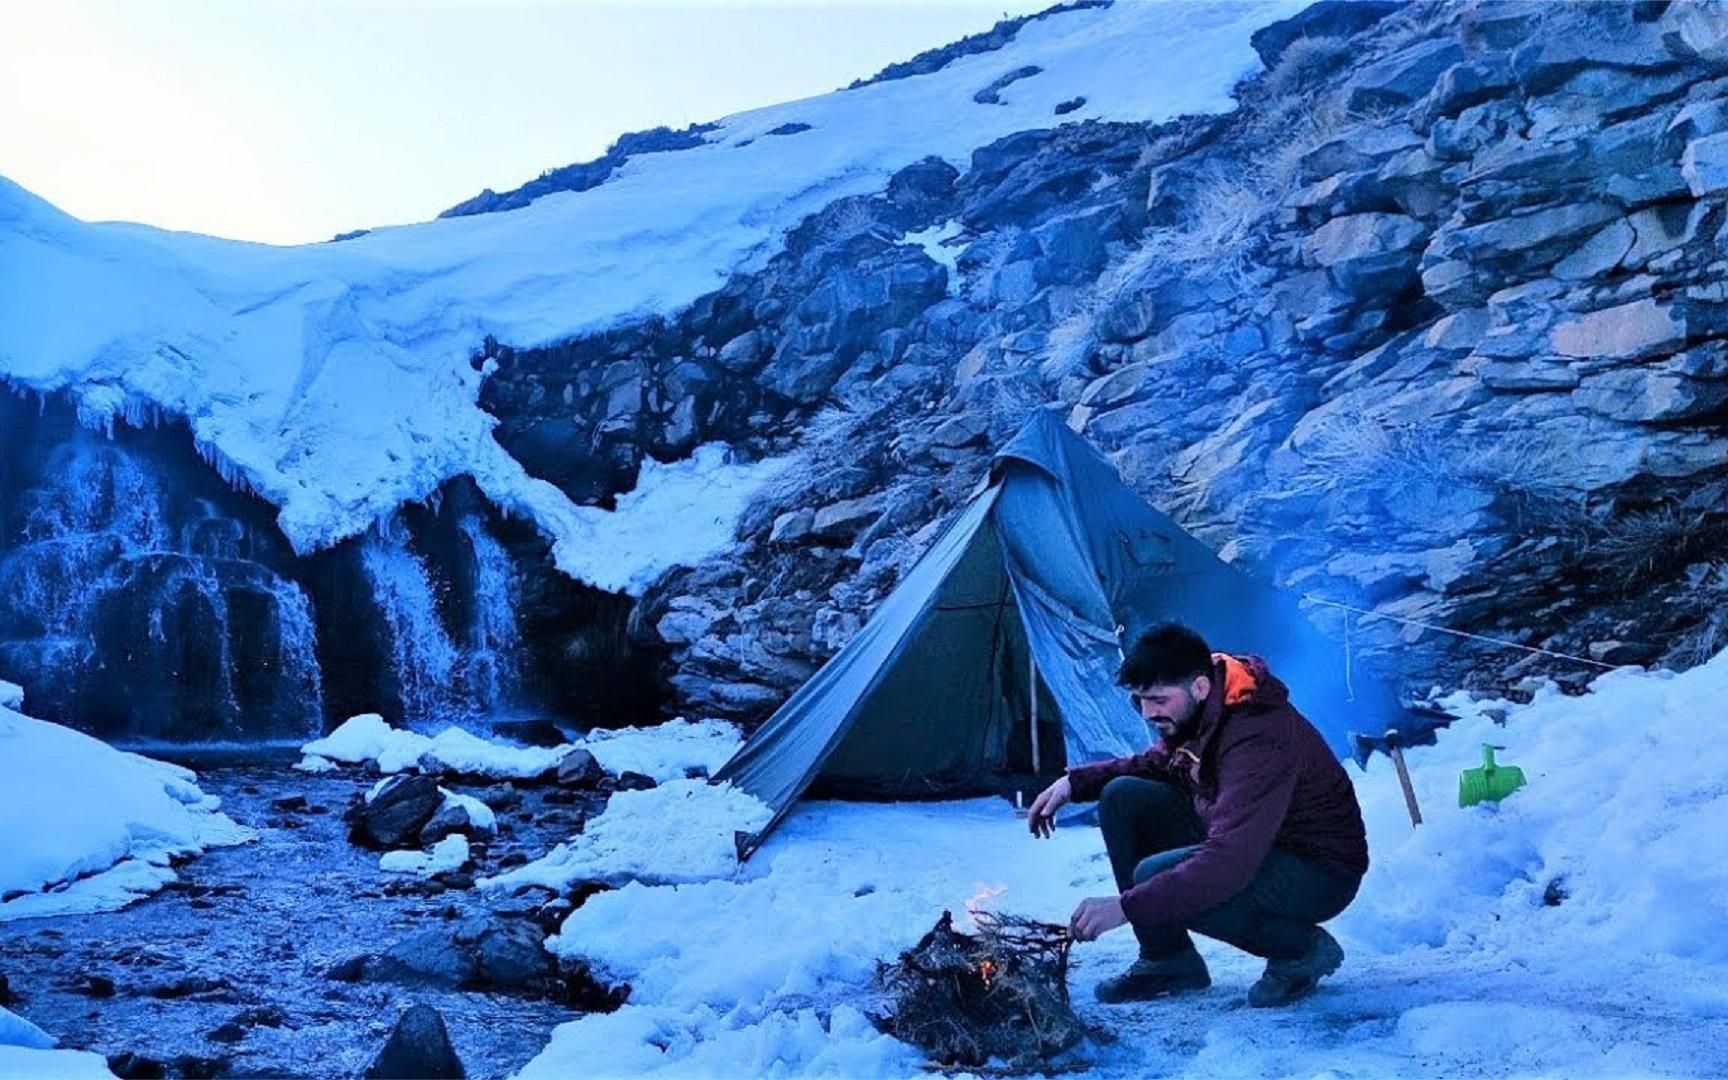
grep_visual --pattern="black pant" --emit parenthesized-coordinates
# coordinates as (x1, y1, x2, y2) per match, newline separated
(1098, 776, 1360, 961)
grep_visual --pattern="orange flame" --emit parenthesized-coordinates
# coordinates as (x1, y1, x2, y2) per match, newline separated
(978, 959, 997, 989)
(963, 882, 1007, 931)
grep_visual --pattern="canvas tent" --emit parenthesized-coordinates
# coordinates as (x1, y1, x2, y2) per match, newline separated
(714, 411, 1402, 858)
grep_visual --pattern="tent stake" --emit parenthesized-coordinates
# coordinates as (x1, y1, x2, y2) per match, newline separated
(1029, 650, 1041, 777)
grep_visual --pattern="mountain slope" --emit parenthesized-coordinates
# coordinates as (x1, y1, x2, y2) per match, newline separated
(0, 0, 1302, 590)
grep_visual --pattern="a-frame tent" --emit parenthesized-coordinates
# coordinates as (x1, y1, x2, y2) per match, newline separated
(714, 410, 1400, 858)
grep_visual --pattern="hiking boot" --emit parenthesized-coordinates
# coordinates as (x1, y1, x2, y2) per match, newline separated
(1247, 927, 1344, 1008)
(1093, 950, 1211, 1004)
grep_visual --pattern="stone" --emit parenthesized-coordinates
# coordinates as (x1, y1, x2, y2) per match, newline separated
(1457, 202, 1622, 260)
(368, 917, 554, 994)
(1549, 297, 1686, 362)
(811, 494, 888, 542)
(615, 771, 658, 791)
(556, 748, 607, 789)
(1552, 218, 1636, 281)
(1574, 365, 1728, 422)
(1682, 133, 1728, 196)
(1298, 126, 1423, 186)
(769, 509, 816, 546)
(1417, 58, 1518, 123)
(1509, 25, 1679, 97)
(1303, 212, 1428, 297)
(420, 798, 495, 845)
(1588, 640, 1660, 665)
(886, 156, 959, 210)
(716, 330, 767, 374)
(1098, 291, 1158, 343)
(365, 1005, 465, 1080)
(1478, 360, 1581, 392)
(1661, 0, 1728, 66)
(1346, 39, 1467, 113)
(346, 775, 442, 851)
(1079, 361, 1160, 410)
(929, 414, 986, 448)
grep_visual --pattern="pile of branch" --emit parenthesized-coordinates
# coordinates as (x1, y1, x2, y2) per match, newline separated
(875, 910, 1085, 1070)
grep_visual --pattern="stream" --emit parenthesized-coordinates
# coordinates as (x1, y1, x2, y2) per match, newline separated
(0, 752, 602, 1079)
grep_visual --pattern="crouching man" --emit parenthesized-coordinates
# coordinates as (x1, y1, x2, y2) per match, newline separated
(1027, 623, 1368, 1007)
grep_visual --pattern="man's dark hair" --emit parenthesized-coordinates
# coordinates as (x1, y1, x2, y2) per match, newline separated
(1117, 622, 1214, 688)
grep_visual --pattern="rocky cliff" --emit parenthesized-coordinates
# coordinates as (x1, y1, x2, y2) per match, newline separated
(482, 0, 1728, 722)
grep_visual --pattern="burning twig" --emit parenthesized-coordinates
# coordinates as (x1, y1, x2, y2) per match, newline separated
(875, 910, 1086, 1070)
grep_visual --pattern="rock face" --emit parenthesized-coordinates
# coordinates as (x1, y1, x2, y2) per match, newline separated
(473, 0, 1723, 720)
(365, 1004, 465, 1080)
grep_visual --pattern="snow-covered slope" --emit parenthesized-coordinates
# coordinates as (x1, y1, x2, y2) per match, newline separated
(0, 685, 252, 921)
(511, 656, 1728, 1077)
(0, 0, 1301, 589)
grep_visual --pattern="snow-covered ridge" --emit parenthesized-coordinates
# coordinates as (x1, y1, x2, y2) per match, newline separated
(0, 1, 1301, 589)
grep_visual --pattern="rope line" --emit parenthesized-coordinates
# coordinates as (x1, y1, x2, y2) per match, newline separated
(1301, 595, 1620, 671)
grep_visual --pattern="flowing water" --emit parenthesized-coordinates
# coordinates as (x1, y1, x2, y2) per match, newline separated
(0, 757, 597, 1079)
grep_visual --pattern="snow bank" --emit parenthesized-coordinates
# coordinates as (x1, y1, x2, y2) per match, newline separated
(299, 714, 740, 783)
(380, 834, 470, 876)
(300, 713, 567, 778)
(483, 780, 772, 892)
(515, 661, 1728, 1078)
(1342, 655, 1728, 965)
(580, 718, 741, 782)
(0, 704, 251, 921)
(0, 0, 1302, 588)
(0, 1005, 112, 1080)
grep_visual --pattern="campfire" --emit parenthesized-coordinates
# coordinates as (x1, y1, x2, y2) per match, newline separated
(875, 889, 1086, 1071)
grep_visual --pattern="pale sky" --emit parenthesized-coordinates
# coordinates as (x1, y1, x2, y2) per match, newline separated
(0, 0, 1052, 245)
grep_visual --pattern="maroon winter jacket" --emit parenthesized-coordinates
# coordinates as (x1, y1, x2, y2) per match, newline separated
(1067, 654, 1368, 928)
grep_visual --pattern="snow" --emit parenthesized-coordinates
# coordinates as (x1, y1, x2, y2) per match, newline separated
(299, 713, 741, 784)
(0, 1046, 114, 1080)
(482, 780, 772, 893)
(0, 0, 1302, 592)
(300, 713, 567, 779)
(438, 788, 497, 834)
(514, 658, 1728, 1078)
(0, 703, 252, 922)
(0, 1008, 112, 1079)
(379, 833, 470, 876)
(0, 1009, 53, 1052)
(579, 718, 742, 782)
(0, 681, 21, 711)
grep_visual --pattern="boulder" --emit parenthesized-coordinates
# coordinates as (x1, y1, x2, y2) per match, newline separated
(420, 795, 497, 845)
(1304, 212, 1428, 297)
(1346, 39, 1467, 113)
(615, 771, 658, 792)
(365, 1005, 464, 1080)
(769, 509, 816, 546)
(347, 775, 442, 851)
(811, 494, 888, 543)
(556, 748, 607, 789)
(366, 917, 555, 994)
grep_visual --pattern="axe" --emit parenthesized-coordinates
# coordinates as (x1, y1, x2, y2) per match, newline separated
(1350, 727, 1424, 828)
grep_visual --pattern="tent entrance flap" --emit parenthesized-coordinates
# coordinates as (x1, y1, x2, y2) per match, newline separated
(811, 517, 1064, 799)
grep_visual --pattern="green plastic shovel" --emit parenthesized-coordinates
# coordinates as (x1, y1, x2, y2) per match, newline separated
(1458, 744, 1526, 808)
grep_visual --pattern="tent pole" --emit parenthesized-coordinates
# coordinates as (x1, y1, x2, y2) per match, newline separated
(1029, 649, 1041, 777)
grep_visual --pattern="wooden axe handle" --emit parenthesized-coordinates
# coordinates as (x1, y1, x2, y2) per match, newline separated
(1385, 729, 1423, 827)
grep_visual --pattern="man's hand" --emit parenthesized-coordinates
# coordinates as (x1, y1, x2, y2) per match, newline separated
(1026, 775, 1071, 838)
(1069, 895, 1128, 942)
